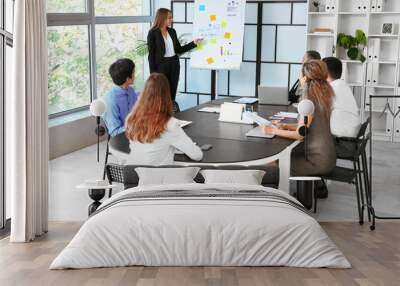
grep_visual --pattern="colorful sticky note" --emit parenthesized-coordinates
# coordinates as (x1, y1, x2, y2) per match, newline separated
(209, 37, 217, 45)
(221, 21, 228, 29)
(207, 57, 214, 65)
(199, 4, 206, 12)
(197, 42, 204, 50)
(224, 32, 231, 39)
(210, 15, 217, 22)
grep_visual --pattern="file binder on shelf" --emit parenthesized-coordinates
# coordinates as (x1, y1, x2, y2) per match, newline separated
(373, 38, 381, 61)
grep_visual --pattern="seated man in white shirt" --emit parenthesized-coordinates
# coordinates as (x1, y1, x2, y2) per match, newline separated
(323, 57, 361, 157)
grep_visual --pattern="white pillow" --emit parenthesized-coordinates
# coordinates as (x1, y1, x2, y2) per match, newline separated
(135, 167, 201, 186)
(200, 169, 266, 185)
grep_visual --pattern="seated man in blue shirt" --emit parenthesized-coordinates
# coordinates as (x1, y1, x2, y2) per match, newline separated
(103, 58, 138, 137)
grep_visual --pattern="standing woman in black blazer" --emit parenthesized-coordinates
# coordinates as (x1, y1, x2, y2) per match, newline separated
(147, 8, 202, 106)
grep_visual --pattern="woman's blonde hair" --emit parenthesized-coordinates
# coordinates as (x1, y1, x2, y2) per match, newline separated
(151, 8, 171, 30)
(301, 60, 334, 117)
(125, 73, 173, 143)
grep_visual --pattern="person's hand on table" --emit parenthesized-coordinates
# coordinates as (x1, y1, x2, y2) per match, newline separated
(271, 120, 284, 129)
(262, 125, 276, 135)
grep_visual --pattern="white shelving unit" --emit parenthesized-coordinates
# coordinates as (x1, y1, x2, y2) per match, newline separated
(306, 0, 400, 142)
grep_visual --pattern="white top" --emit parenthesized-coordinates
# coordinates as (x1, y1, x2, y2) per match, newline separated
(163, 33, 176, 57)
(126, 117, 203, 165)
(330, 79, 361, 138)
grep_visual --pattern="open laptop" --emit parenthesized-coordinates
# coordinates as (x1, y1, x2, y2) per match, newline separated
(258, 86, 290, 106)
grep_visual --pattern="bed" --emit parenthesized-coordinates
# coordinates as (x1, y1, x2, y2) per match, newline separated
(50, 182, 350, 269)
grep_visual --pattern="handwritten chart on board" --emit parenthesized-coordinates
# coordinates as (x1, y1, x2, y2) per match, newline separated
(190, 0, 246, 70)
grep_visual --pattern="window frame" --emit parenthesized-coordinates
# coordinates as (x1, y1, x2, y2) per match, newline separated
(47, 0, 154, 119)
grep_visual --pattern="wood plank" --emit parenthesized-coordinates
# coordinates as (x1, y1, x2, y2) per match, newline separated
(1, 222, 400, 286)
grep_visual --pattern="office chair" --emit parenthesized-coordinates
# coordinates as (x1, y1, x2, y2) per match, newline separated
(335, 117, 370, 160)
(105, 163, 124, 197)
(320, 134, 371, 224)
(173, 101, 181, 113)
(315, 117, 370, 202)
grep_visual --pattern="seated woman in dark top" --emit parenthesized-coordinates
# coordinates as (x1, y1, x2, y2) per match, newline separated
(263, 60, 336, 206)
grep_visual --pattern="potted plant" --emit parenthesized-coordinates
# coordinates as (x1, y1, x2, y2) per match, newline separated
(336, 29, 367, 63)
(135, 33, 191, 57)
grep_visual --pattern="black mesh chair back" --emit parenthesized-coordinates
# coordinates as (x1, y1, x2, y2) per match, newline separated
(354, 133, 370, 160)
(173, 101, 181, 113)
(106, 163, 124, 184)
(105, 163, 124, 197)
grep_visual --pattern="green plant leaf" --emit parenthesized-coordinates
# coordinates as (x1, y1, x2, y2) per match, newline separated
(135, 40, 148, 57)
(337, 33, 345, 46)
(355, 29, 367, 46)
(347, 47, 359, 60)
(341, 36, 352, 49)
(134, 33, 191, 57)
(359, 54, 366, 63)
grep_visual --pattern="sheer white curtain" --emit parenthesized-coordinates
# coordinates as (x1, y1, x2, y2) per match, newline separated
(8, 0, 49, 242)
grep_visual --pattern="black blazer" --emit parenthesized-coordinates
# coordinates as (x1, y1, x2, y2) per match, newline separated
(147, 27, 197, 73)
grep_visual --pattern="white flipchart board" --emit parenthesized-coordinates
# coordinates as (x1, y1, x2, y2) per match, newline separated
(190, 0, 246, 70)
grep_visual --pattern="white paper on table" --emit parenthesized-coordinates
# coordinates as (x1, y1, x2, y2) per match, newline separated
(198, 106, 221, 113)
(233, 98, 259, 104)
(275, 112, 299, 119)
(179, 120, 193, 128)
(243, 112, 275, 127)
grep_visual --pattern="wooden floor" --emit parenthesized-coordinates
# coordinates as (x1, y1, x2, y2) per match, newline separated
(0, 222, 399, 286)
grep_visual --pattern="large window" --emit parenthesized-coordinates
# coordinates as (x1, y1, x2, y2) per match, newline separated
(1, 0, 14, 231)
(48, 25, 91, 114)
(47, 0, 152, 117)
(172, 0, 306, 111)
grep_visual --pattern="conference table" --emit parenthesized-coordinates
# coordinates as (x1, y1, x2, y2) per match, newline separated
(109, 98, 299, 192)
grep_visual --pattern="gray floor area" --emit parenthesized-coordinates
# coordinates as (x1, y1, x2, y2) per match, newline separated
(49, 140, 400, 222)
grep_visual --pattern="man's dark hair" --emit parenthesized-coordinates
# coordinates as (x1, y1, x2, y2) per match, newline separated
(305, 50, 321, 61)
(108, 58, 135, 86)
(322, 57, 342, 80)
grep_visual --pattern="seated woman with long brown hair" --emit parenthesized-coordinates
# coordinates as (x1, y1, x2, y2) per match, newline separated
(263, 60, 336, 176)
(124, 73, 203, 165)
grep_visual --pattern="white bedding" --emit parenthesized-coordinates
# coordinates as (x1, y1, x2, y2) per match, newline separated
(50, 183, 350, 269)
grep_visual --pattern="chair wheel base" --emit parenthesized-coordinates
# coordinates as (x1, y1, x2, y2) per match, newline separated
(370, 225, 375, 231)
